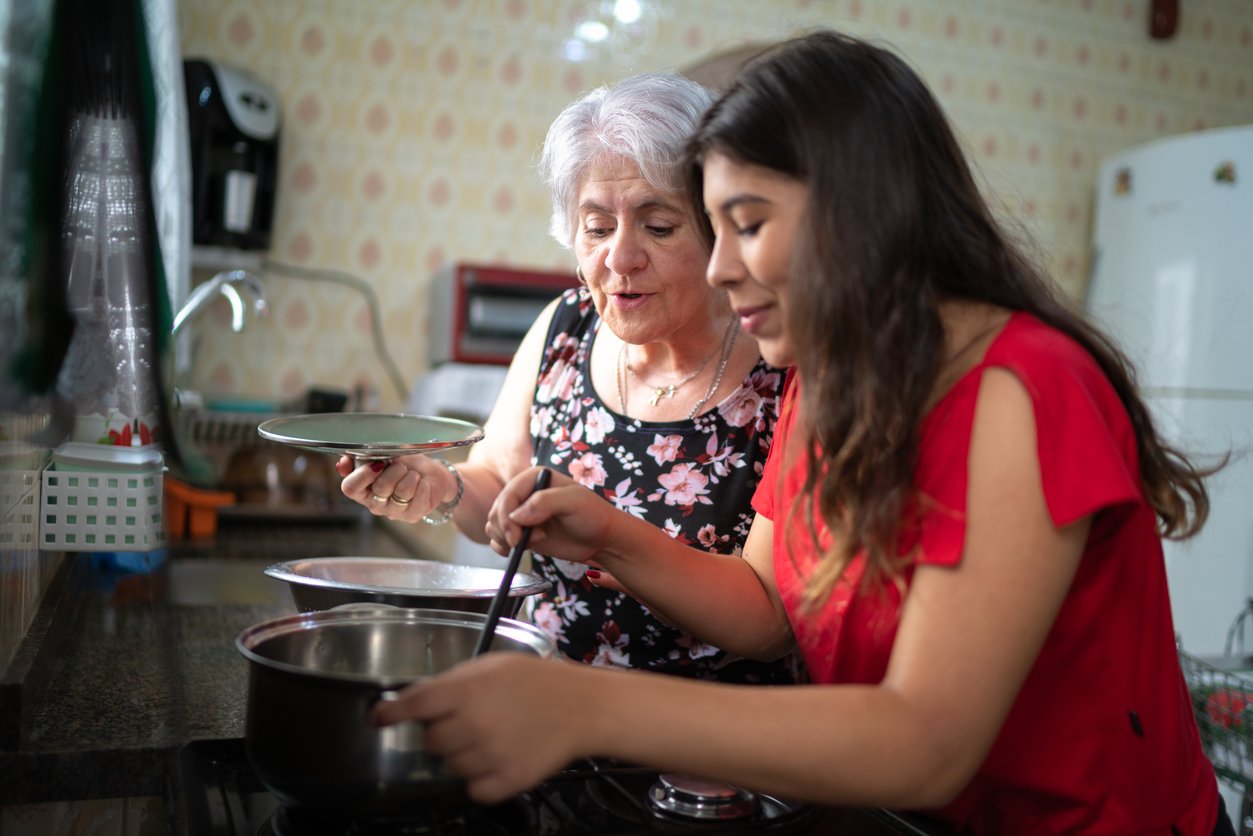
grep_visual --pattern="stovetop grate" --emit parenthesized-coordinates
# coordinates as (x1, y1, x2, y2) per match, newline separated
(169, 738, 946, 836)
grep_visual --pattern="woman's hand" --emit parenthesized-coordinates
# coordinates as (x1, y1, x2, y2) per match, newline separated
(336, 454, 458, 522)
(370, 654, 591, 803)
(485, 466, 616, 561)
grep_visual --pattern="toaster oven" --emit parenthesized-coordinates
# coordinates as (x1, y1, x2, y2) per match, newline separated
(427, 263, 580, 366)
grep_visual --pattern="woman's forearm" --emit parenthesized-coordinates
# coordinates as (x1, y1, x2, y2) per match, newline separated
(378, 653, 973, 808)
(593, 514, 794, 660)
(576, 664, 968, 809)
(449, 462, 506, 544)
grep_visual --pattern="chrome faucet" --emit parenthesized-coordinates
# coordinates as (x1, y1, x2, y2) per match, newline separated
(172, 269, 270, 334)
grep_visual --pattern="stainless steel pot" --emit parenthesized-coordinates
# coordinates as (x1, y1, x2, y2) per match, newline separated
(236, 606, 556, 820)
(263, 556, 552, 614)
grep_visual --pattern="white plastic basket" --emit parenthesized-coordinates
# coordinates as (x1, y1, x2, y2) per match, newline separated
(40, 463, 165, 552)
(0, 469, 41, 548)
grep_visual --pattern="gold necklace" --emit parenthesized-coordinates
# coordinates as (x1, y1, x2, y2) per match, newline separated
(926, 312, 1009, 411)
(617, 319, 740, 419)
(623, 336, 721, 407)
(685, 323, 739, 420)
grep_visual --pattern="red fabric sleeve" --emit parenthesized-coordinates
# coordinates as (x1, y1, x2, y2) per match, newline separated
(1022, 337, 1143, 527)
(912, 319, 1144, 568)
(752, 369, 797, 523)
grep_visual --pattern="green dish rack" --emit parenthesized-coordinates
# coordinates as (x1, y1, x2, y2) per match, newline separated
(1180, 649, 1253, 791)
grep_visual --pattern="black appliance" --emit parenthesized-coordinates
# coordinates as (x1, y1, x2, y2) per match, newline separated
(170, 738, 949, 836)
(183, 58, 280, 250)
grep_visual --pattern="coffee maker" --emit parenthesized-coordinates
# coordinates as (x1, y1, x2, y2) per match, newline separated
(183, 58, 280, 251)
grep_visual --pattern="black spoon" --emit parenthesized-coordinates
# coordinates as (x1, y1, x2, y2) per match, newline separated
(473, 467, 552, 656)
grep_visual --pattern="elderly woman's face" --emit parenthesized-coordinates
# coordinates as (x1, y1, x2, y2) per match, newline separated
(573, 155, 713, 345)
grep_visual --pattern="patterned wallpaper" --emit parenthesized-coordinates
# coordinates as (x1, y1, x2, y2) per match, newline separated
(177, 0, 1253, 412)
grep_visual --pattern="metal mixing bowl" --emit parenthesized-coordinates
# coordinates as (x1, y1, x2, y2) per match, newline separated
(263, 556, 552, 614)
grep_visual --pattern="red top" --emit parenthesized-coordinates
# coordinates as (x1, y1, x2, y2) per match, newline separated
(754, 313, 1220, 834)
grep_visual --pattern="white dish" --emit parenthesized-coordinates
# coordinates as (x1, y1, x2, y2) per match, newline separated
(52, 441, 164, 471)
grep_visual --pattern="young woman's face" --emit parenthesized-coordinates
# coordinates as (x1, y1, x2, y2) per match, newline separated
(702, 152, 808, 368)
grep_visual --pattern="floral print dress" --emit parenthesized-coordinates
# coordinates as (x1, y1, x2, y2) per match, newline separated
(527, 288, 801, 684)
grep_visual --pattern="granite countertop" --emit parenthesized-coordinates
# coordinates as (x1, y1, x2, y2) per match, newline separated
(0, 513, 430, 805)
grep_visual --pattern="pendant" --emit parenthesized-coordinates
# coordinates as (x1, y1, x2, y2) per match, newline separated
(649, 385, 675, 407)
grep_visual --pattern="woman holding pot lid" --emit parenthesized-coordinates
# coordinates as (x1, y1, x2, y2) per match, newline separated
(370, 31, 1231, 835)
(338, 73, 800, 685)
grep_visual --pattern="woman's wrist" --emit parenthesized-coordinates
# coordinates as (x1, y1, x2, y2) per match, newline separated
(421, 459, 463, 526)
(595, 508, 665, 572)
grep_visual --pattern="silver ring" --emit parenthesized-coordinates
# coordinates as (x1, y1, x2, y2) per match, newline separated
(390, 495, 411, 506)
(372, 493, 391, 504)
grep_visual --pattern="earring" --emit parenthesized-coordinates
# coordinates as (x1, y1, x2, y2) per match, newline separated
(575, 265, 587, 286)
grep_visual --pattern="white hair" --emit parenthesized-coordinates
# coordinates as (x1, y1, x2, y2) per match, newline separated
(537, 73, 714, 250)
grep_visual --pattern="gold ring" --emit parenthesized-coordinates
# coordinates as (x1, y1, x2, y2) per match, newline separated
(372, 493, 391, 504)
(390, 495, 411, 506)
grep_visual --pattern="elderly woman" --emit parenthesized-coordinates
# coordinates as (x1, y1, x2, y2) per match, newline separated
(339, 73, 797, 683)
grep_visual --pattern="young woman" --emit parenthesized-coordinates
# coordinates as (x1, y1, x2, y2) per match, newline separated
(372, 31, 1230, 835)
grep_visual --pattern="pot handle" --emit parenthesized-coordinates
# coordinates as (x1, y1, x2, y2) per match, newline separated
(376, 689, 426, 753)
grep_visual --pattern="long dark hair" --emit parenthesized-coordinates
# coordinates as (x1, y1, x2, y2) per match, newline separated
(686, 31, 1214, 606)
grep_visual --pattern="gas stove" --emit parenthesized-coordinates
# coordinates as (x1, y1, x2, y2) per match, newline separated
(169, 738, 948, 836)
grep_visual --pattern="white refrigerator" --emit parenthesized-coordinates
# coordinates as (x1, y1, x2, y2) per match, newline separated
(1085, 124, 1253, 660)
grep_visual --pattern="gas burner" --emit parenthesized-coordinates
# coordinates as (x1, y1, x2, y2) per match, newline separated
(578, 764, 819, 833)
(648, 775, 758, 821)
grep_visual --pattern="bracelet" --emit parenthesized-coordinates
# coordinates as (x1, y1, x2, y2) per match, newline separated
(420, 459, 463, 526)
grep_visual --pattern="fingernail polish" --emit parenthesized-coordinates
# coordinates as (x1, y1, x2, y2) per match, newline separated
(585, 569, 601, 580)
(370, 461, 386, 472)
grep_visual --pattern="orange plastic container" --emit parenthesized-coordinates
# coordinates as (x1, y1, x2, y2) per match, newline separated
(163, 476, 236, 540)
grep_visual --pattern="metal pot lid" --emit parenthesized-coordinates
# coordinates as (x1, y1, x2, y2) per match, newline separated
(648, 773, 759, 821)
(257, 413, 484, 460)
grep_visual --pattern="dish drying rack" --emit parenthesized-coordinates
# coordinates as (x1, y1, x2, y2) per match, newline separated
(175, 403, 363, 523)
(1180, 601, 1253, 793)
(175, 388, 350, 481)
(177, 406, 276, 481)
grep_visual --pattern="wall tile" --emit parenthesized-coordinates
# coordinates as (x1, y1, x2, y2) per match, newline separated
(178, 0, 1253, 410)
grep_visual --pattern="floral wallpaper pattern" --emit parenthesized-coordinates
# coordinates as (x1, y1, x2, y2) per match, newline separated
(177, 0, 1253, 410)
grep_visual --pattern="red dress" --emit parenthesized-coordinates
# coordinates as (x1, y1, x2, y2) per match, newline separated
(754, 312, 1221, 834)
